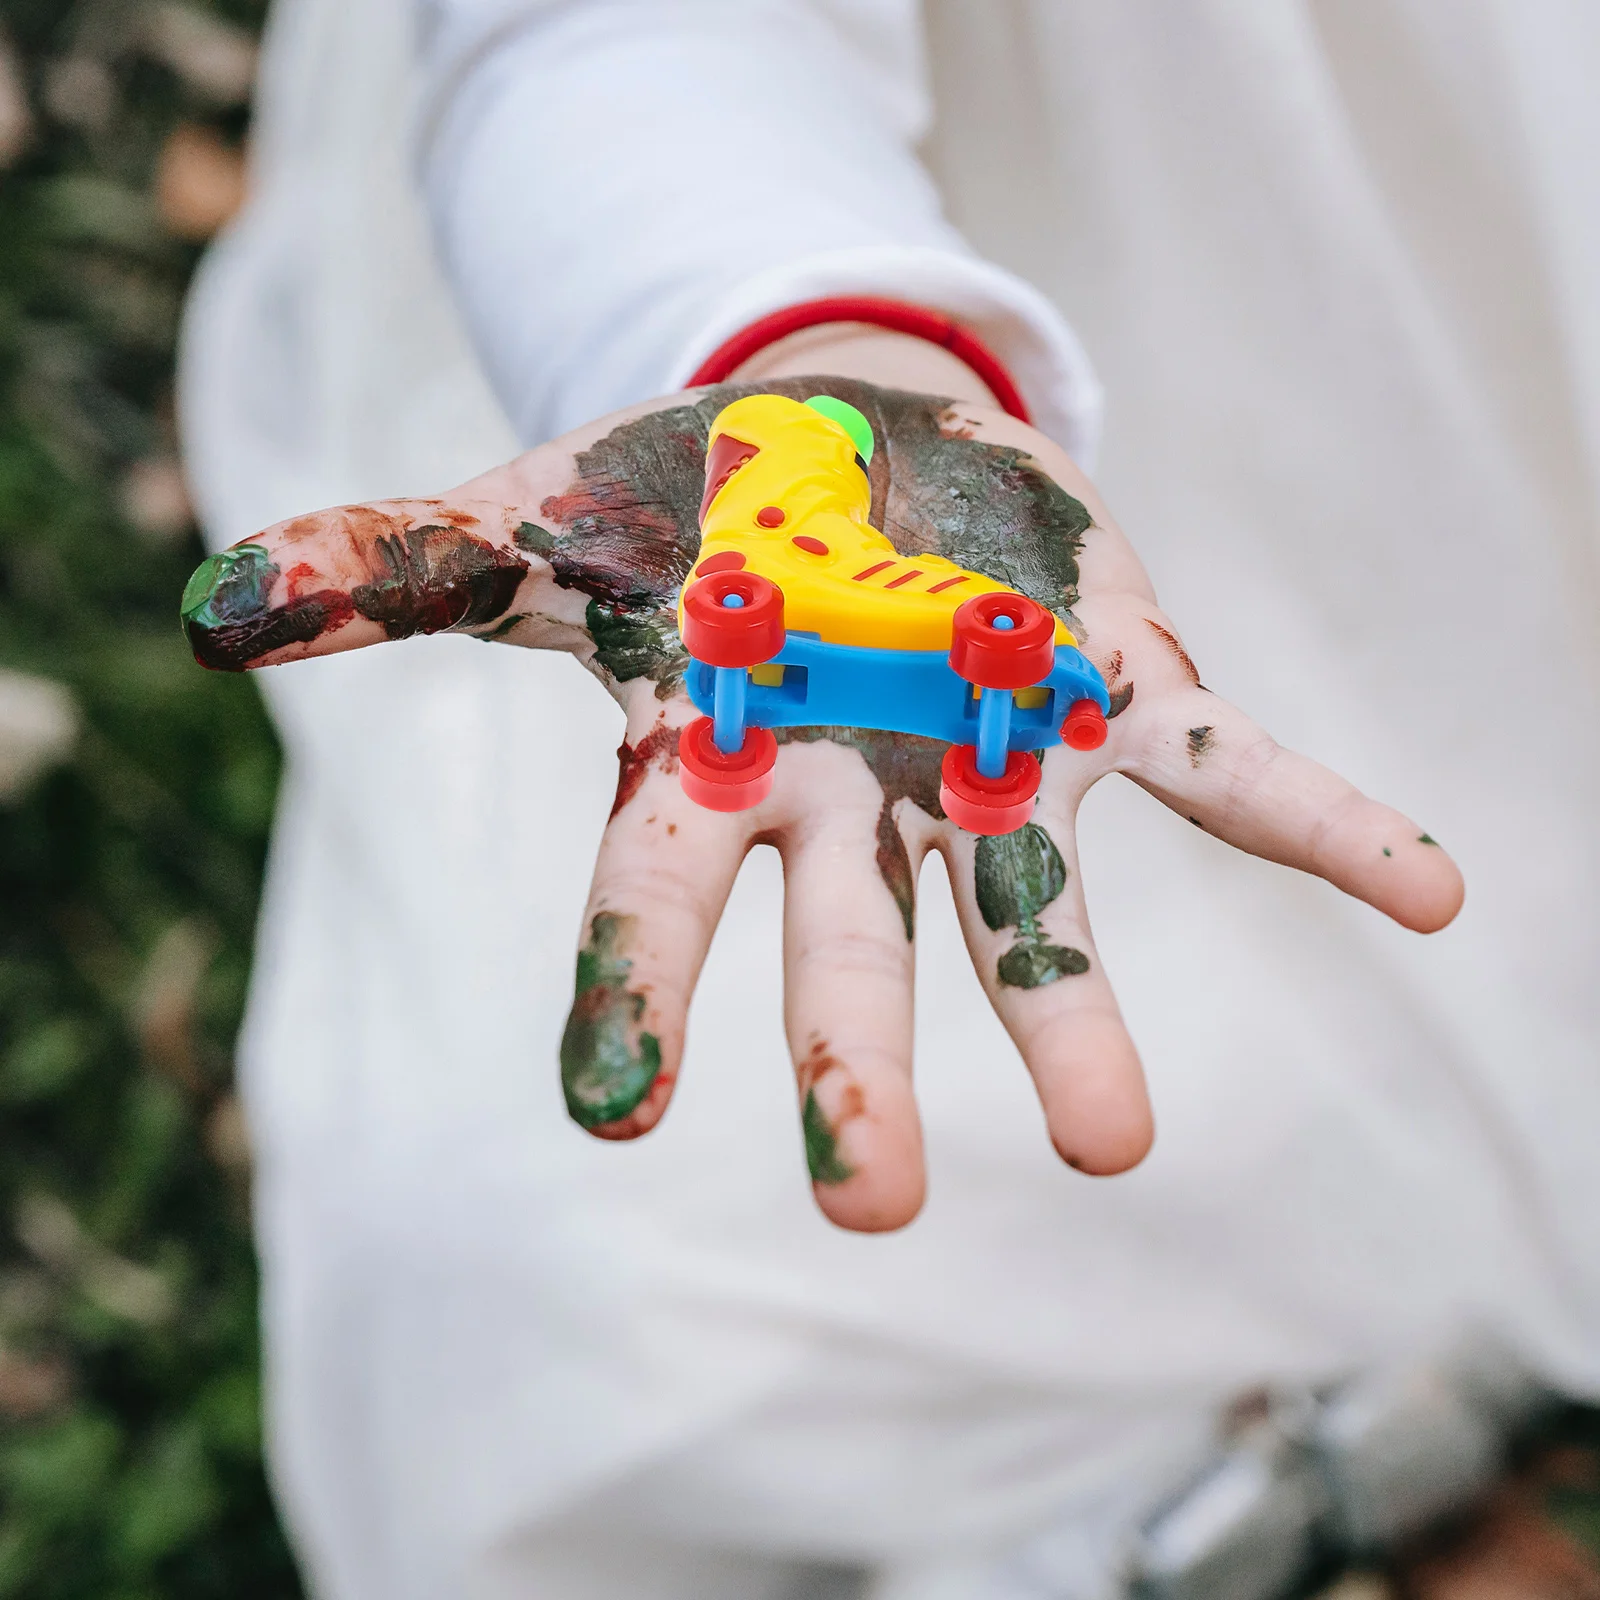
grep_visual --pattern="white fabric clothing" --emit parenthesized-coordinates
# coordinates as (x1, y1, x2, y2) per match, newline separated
(177, 2, 1600, 1598)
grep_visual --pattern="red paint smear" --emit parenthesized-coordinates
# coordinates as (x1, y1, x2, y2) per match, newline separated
(539, 489, 680, 545)
(610, 722, 681, 820)
(588, 1066, 677, 1139)
(283, 562, 318, 599)
(315, 590, 356, 631)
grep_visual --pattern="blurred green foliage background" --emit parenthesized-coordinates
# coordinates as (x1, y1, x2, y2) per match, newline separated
(0, 0, 300, 1592)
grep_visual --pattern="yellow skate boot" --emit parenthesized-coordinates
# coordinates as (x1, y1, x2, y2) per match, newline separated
(681, 393, 1075, 654)
(674, 393, 1108, 831)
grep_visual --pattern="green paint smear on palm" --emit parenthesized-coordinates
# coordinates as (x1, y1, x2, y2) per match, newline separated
(560, 912, 662, 1129)
(973, 822, 1090, 989)
(802, 1089, 854, 1184)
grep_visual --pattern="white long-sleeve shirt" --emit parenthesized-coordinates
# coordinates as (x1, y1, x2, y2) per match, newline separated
(179, 3, 1600, 1598)
(412, 0, 1102, 457)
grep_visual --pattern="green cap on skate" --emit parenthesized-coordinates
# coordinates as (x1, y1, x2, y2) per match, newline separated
(804, 396, 874, 466)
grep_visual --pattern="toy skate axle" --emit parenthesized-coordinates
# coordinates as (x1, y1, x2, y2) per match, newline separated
(973, 611, 1016, 778)
(975, 688, 1012, 778)
(712, 594, 750, 754)
(713, 666, 747, 753)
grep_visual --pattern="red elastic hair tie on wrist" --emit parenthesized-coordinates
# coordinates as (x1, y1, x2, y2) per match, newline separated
(684, 295, 1031, 425)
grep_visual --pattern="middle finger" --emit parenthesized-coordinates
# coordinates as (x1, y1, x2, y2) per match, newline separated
(775, 737, 933, 1232)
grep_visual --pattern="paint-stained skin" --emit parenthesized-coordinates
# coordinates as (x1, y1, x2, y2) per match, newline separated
(515, 521, 688, 694)
(352, 524, 529, 639)
(560, 912, 662, 1130)
(610, 721, 681, 820)
(473, 612, 530, 642)
(182, 543, 355, 671)
(803, 1092, 853, 1183)
(797, 1039, 864, 1185)
(182, 515, 529, 670)
(1146, 618, 1202, 686)
(1187, 725, 1216, 767)
(775, 724, 946, 820)
(1102, 649, 1135, 720)
(972, 822, 1091, 989)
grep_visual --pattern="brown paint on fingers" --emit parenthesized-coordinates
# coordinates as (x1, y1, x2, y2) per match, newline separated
(611, 721, 681, 819)
(794, 1036, 923, 1232)
(1145, 618, 1202, 686)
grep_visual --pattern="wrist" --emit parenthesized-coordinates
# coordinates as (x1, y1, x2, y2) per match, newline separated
(727, 322, 1001, 409)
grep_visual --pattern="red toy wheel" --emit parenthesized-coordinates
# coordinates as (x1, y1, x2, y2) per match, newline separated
(1060, 698, 1108, 751)
(949, 592, 1056, 689)
(681, 571, 784, 667)
(939, 744, 1041, 836)
(678, 717, 777, 812)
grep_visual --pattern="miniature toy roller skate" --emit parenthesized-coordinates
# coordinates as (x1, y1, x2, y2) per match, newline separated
(676, 393, 1110, 835)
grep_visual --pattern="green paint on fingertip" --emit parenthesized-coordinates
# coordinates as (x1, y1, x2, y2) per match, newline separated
(1383, 847, 1393, 857)
(180, 552, 226, 620)
(182, 540, 357, 671)
(1418, 833, 1439, 846)
(180, 543, 272, 626)
(560, 913, 662, 1129)
(802, 1089, 854, 1184)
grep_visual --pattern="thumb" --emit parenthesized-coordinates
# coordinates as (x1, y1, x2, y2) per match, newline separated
(179, 446, 597, 672)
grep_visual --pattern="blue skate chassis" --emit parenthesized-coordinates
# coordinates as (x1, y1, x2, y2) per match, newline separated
(685, 632, 1110, 755)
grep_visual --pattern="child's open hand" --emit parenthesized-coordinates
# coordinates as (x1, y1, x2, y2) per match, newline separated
(182, 380, 1463, 1231)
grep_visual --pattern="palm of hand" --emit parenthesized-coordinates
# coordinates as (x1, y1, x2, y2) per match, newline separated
(183, 379, 1463, 1231)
